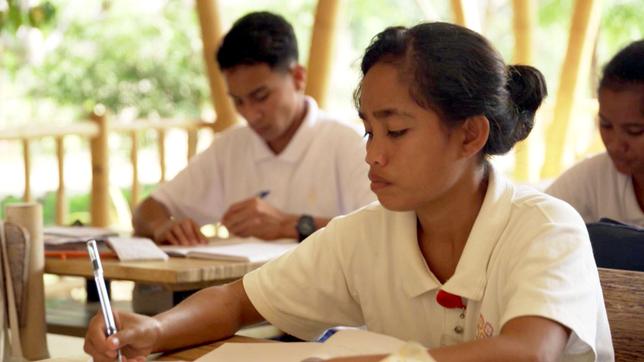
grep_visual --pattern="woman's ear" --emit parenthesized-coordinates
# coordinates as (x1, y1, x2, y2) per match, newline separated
(459, 115, 489, 158)
(290, 64, 307, 91)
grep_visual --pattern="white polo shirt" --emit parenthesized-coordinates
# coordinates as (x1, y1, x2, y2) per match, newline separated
(244, 166, 614, 361)
(151, 97, 375, 225)
(546, 152, 644, 226)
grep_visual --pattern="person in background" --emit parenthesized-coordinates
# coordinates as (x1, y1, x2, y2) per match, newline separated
(85, 22, 613, 362)
(546, 40, 644, 227)
(133, 11, 375, 245)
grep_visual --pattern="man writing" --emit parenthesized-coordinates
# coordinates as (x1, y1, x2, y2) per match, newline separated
(133, 11, 374, 245)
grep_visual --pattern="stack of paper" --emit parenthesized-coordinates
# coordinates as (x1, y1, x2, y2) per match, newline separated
(44, 226, 118, 245)
(161, 239, 297, 262)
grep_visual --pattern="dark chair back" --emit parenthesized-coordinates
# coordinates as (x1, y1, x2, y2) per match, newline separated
(587, 219, 644, 272)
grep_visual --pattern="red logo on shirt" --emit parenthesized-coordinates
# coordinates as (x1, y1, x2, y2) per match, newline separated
(436, 290, 466, 309)
(476, 314, 494, 339)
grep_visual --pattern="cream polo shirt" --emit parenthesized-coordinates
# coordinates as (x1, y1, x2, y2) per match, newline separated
(244, 166, 614, 361)
(546, 152, 644, 226)
(151, 97, 375, 225)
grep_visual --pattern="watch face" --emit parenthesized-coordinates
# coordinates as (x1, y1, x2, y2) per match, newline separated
(297, 215, 316, 240)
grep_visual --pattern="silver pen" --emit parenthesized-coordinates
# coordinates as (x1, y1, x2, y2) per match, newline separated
(87, 239, 123, 362)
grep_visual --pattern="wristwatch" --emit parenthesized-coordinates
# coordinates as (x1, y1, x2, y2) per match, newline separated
(296, 214, 316, 242)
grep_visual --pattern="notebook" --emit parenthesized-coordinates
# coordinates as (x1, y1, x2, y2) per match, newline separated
(194, 329, 425, 362)
(161, 239, 297, 263)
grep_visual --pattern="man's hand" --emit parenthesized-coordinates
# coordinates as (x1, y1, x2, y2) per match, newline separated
(153, 218, 208, 245)
(221, 197, 297, 240)
(84, 310, 161, 362)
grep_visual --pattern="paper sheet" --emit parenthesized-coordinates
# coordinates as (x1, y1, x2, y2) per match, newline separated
(106, 237, 169, 261)
(161, 238, 296, 262)
(194, 329, 407, 362)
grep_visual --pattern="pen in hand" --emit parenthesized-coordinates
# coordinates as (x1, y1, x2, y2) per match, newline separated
(258, 190, 271, 199)
(87, 239, 123, 362)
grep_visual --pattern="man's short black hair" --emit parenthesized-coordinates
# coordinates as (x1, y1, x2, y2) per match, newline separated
(216, 11, 299, 72)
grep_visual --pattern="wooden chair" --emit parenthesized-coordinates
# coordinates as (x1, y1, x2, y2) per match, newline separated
(598, 267, 644, 361)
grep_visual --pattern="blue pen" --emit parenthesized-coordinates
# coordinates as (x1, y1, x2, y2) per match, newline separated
(258, 190, 271, 199)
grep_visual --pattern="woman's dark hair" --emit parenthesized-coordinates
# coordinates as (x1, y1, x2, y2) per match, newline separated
(599, 40, 644, 91)
(356, 22, 547, 156)
(216, 11, 298, 72)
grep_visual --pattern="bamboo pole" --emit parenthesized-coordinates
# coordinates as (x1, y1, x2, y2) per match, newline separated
(187, 128, 198, 160)
(541, 0, 601, 178)
(305, 0, 342, 108)
(22, 139, 32, 202)
(195, 0, 238, 132)
(55, 137, 67, 225)
(130, 130, 140, 210)
(451, 0, 467, 27)
(511, 0, 535, 182)
(90, 107, 110, 227)
(450, 0, 481, 31)
(157, 129, 166, 183)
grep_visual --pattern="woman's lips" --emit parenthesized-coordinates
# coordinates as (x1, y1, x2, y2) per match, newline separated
(369, 173, 391, 191)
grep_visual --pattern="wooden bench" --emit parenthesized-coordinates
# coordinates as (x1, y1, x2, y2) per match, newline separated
(598, 267, 644, 361)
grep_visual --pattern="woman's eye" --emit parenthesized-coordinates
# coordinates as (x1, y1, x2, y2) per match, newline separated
(626, 128, 644, 136)
(363, 130, 373, 140)
(387, 129, 408, 138)
(598, 122, 611, 130)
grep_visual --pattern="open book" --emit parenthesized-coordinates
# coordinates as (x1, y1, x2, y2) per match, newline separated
(160, 239, 297, 263)
(194, 329, 431, 362)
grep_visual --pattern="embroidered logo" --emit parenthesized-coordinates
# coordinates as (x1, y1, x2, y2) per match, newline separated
(476, 314, 494, 339)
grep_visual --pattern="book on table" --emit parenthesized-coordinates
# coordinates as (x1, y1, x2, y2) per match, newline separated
(160, 238, 297, 263)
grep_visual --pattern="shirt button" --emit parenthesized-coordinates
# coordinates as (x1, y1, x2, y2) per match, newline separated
(454, 326, 464, 334)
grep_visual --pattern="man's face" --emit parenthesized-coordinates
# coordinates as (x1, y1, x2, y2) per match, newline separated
(223, 63, 305, 145)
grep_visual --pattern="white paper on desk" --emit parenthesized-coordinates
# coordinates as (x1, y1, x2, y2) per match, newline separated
(44, 226, 118, 245)
(106, 236, 169, 261)
(161, 238, 296, 262)
(194, 330, 407, 362)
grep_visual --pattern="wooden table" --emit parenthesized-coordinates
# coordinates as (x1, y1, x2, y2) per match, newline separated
(45, 256, 264, 291)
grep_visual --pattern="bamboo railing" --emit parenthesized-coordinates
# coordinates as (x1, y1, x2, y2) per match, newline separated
(0, 111, 213, 227)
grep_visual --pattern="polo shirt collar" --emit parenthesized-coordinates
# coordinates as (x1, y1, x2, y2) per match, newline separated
(401, 165, 514, 300)
(251, 96, 319, 163)
(442, 165, 514, 301)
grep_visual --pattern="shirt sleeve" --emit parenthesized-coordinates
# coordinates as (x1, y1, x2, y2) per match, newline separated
(545, 160, 596, 223)
(151, 141, 225, 225)
(335, 127, 377, 212)
(498, 203, 605, 359)
(243, 218, 365, 340)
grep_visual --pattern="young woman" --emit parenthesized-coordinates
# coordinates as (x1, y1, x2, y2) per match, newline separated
(547, 40, 644, 227)
(84, 22, 613, 362)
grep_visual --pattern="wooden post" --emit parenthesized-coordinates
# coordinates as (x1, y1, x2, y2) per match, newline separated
(157, 129, 166, 183)
(55, 137, 67, 225)
(450, 0, 480, 31)
(90, 107, 110, 227)
(22, 139, 32, 202)
(305, 0, 342, 108)
(541, 0, 601, 178)
(195, 0, 238, 132)
(187, 128, 198, 160)
(511, 0, 535, 182)
(130, 130, 140, 210)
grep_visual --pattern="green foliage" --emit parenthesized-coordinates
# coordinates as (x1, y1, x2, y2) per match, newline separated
(0, 0, 56, 34)
(29, 1, 209, 118)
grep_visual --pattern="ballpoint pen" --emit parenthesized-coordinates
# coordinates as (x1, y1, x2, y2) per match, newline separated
(87, 239, 123, 362)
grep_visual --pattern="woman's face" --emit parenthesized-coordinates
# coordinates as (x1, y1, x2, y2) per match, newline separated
(598, 86, 644, 177)
(359, 62, 466, 211)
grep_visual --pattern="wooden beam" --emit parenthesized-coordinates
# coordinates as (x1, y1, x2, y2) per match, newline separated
(157, 129, 166, 183)
(195, 0, 238, 132)
(90, 108, 110, 227)
(22, 139, 32, 202)
(130, 130, 140, 211)
(541, 0, 601, 178)
(511, 0, 536, 182)
(305, 0, 342, 108)
(450, 0, 480, 31)
(55, 137, 67, 225)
